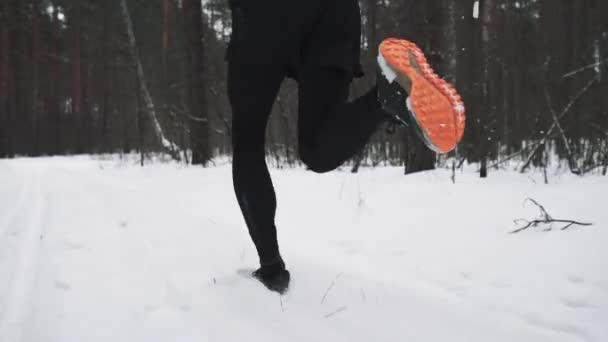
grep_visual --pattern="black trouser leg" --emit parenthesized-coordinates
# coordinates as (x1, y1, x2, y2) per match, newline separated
(298, 66, 386, 173)
(228, 63, 285, 265)
(229, 63, 386, 266)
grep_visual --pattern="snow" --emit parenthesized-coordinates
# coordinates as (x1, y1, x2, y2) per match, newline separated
(1, 156, 607, 342)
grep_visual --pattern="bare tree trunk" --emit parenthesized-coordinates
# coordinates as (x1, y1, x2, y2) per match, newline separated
(71, 0, 83, 153)
(31, 0, 40, 156)
(100, 1, 112, 152)
(182, 0, 210, 165)
(136, 73, 144, 166)
(12, 0, 28, 154)
(48, 5, 62, 154)
(401, 0, 436, 174)
(0, 0, 9, 156)
(478, 0, 499, 178)
(441, 2, 458, 82)
(162, 0, 169, 77)
(352, 0, 378, 173)
(161, 0, 171, 153)
(404, 133, 436, 174)
(119, 0, 179, 159)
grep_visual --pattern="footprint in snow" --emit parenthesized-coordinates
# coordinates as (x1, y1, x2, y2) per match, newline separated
(54, 280, 72, 291)
(332, 241, 360, 255)
(567, 275, 585, 284)
(562, 297, 594, 309)
(344, 247, 359, 255)
(489, 280, 511, 289)
(62, 240, 88, 251)
(145, 304, 191, 320)
(389, 249, 407, 257)
(459, 272, 474, 280)
(522, 313, 592, 342)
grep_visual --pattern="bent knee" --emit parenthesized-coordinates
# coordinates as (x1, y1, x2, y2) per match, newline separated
(300, 149, 335, 174)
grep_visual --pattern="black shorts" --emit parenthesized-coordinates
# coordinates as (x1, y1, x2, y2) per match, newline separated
(226, 0, 363, 78)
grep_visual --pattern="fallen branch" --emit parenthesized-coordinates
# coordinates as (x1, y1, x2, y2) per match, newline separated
(321, 272, 343, 304)
(511, 198, 593, 234)
(324, 306, 347, 319)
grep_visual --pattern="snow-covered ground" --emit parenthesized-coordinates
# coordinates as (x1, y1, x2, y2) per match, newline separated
(0, 156, 607, 342)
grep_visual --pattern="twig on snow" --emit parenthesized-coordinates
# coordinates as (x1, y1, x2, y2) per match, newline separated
(321, 272, 343, 304)
(511, 198, 593, 233)
(324, 306, 348, 319)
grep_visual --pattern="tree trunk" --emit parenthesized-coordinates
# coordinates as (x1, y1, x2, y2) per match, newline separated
(71, 0, 83, 153)
(119, 0, 179, 158)
(162, 0, 169, 78)
(440, 2, 458, 82)
(400, 0, 436, 174)
(182, 0, 210, 165)
(31, 0, 40, 156)
(478, 0, 499, 178)
(161, 0, 173, 155)
(0, 0, 9, 156)
(12, 0, 28, 154)
(351, 0, 378, 173)
(404, 133, 436, 174)
(47, 5, 62, 155)
(136, 73, 144, 166)
(100, 1, 112, 152)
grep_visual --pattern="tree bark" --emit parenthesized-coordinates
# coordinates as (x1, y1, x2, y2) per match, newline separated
(136, 73, 144, 166)
(100, 1, 112, 151)
(161, 0, 173, 156)
(182, 0, 210, 165)
(478, 0, 499, 178)
(11, 0, 28, 154)
(31, 0, 40, 155)
(47, 4, 62, 155)
(162, 0, 169, 84)
(400, 0, 436, 174)
(351, 0, 377, 173)
(0, 0, 9, 156)
(71, 0, 83, 153)
(440, 2, 458, 82)
(119, 0, 178, 158)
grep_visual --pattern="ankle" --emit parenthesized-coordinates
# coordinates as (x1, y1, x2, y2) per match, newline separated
(258, 256, 286, 276)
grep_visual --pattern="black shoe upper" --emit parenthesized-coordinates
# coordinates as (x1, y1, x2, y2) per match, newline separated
(376, 66, 410, 127)
(252, 257, 290, 294)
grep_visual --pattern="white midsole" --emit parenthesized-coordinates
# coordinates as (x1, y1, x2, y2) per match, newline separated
(377, 53, 398, 84)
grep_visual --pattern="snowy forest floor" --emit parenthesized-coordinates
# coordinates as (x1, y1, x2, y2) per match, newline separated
(0, 156, 607, 342)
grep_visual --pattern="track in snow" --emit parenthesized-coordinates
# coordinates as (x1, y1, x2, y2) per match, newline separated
(0, 165, 47, 342)
(0, 156, 606, 342)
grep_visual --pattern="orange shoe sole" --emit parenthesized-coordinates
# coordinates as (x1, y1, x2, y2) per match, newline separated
(379, 38, 465, 153)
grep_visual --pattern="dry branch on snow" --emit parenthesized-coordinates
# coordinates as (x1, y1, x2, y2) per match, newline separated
(511, 198, 592, 234)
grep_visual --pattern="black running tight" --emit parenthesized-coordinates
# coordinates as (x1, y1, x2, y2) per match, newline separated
(228, 63, 385, 264)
